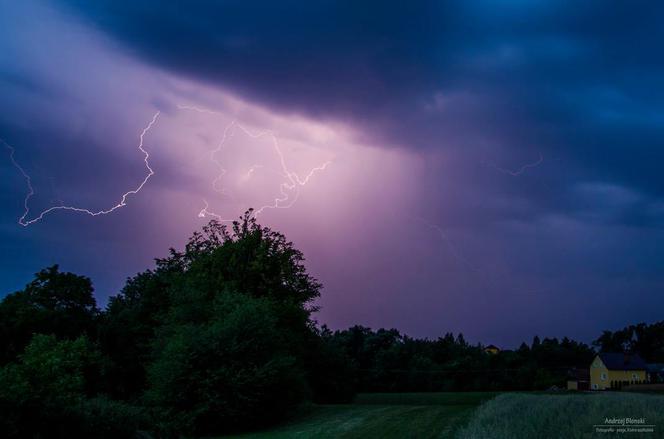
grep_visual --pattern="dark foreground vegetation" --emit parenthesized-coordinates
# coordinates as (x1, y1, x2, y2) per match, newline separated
(1, 212, 663, 437)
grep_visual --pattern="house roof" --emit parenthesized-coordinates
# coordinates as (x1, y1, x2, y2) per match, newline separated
(484, 344, 499, 350)
(598, 353, 647, 371)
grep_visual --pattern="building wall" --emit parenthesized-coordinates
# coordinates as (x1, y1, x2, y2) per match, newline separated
(608, 369, 647, 386)
(589, 356, 647, 390)
(590, 356, 610, 390)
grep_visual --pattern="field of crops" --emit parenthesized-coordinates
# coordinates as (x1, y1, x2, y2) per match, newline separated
(458, 392, 664, 438)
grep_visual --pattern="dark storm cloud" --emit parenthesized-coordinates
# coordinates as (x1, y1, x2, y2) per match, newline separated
(56, 0, 664, 227)
(53, 1, 664, 127)
(58, 0, 453, 120)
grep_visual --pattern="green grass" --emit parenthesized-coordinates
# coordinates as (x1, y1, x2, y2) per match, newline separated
(458, 392, 664, 439)
(232, 392, 499, 439)
(228, 391, 664, 438)
(354, 392, 500, 406)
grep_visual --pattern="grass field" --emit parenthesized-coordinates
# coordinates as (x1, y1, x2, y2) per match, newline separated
(234, 392, 499, 439)
(458, 392, 664, 439)
(231, 391, 664, 438)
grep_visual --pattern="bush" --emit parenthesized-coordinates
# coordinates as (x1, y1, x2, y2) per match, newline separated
(0, 334, 144, 438)
(70, 397, 146, 439)
(0, 334, 101, 404)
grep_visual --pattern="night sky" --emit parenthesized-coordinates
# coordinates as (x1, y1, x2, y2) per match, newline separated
(2, 0, 663, 346)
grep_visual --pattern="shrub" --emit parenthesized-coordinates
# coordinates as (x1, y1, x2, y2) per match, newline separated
(0, 335, 144, 438)
(70, 397, 146, 439)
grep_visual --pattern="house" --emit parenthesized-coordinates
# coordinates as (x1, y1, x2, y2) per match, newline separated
(646, 363, 664, 383)
(566, 368, 590, 391)
(483, 344, 500, 355)
(589, 353, 647, 390)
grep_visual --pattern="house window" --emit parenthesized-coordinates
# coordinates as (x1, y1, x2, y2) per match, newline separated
(592, 384, 598, 389)
(632, 373, 638, 380)
(601, 373, 607, 381)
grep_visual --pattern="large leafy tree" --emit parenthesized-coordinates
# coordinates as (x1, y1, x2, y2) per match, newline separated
(138, 212, 324, 435)
(101, 211, 327, 430)
(171, 211, 321, 309)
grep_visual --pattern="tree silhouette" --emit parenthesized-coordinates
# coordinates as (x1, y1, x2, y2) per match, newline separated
(0, 265, 99, 364)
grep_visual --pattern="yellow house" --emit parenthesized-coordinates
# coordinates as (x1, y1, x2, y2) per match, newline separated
(590, 353, 647, 390)
(484, 344, 500, 355)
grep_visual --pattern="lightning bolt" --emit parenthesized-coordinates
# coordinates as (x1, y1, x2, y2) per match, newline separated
(4, 103, 330, 226)
(3, 111, 160, 226)
(177, 104, 332, 221)
(197, 198, 217, 219)
(484, 152, 543, 176)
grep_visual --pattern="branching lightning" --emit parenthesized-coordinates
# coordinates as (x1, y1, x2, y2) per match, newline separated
(3, 111, 160, 226)
(178, 104, 332, 221)
(3, 102, 331, 227)
(485, 152, 543, 176)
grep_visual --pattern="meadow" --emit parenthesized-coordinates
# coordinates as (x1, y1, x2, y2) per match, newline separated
(234, 392, 498, 438)
(234, 392, 664, 439)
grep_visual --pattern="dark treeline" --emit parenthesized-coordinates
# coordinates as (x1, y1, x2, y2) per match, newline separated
(0, 214, 662, 437)
(594, 323, 664, 363)
(321, 327, 595, 392)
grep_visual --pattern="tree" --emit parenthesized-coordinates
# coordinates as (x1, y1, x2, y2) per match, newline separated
(594, 329, 632, 353)
(594, 321, 664, 362)
(146, 292, 306, 437)
(100, 211, 324, 404)
(172, 212, 321, 310)
(97, 212, 326, 435)
(0, 266, 99, 364)
(305, 326, 357, 403)
(99, 269, 176, 398)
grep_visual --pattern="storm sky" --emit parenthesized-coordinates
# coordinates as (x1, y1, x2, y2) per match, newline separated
(1, 0, 663, 346)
